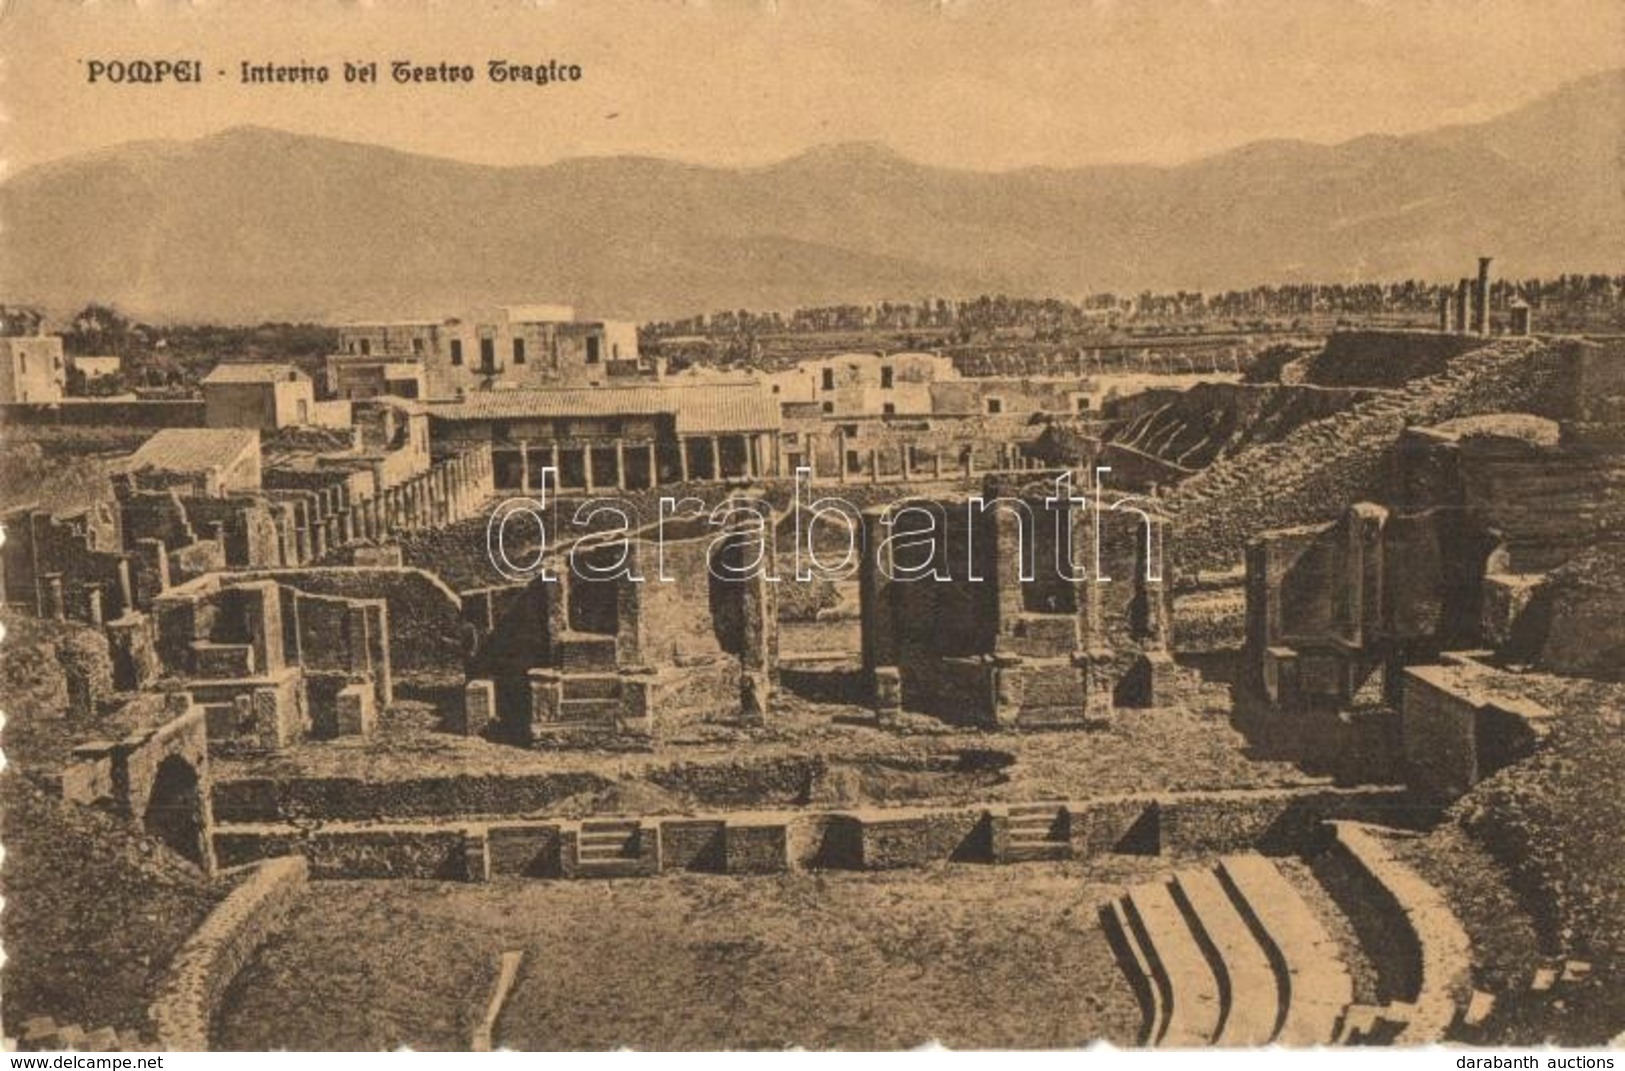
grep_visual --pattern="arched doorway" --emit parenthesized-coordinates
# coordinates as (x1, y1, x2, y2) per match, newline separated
(144, 754, 207, 869)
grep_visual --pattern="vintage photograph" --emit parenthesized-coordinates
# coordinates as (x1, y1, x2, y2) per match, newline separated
(0, 0, 1621, 1053)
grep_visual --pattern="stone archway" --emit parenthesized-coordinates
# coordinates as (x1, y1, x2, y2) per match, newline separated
(144, 753, 207, 869)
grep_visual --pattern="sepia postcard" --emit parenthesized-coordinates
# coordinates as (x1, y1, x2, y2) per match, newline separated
(0, 0, 1622, 1055)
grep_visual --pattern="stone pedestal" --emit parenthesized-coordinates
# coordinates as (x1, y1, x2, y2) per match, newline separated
(334, 682, 377, 737)
(455, 679, 496, 737)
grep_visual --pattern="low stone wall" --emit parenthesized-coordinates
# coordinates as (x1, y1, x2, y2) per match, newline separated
(1324, 821, 1472, 1042)
(149, 856, 309, 1050)
(211, 785, 1416, 880)
(0, 400, 207, 427)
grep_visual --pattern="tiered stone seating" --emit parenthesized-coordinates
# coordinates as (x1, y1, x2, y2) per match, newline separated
(1102, 851, 1354, 1047)
(1215, 854, 1354, 1045)
(11, 1016, 151, 1052)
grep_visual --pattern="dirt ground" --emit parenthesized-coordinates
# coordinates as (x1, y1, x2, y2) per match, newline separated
(214, 861, 1160, 1050)
(214, 681, 1321, 815)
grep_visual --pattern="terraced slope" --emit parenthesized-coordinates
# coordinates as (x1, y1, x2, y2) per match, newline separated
(1105, 382, 1381, 472)
(1166, 339, 1574, 572)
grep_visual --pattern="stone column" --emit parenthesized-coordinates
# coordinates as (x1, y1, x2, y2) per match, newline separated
(991, 501, 1026, 649)
(40, 573, 65, 620)
(859, 506, 901, 723)
(614, 438, 627, 491)
(647, 442, 659, 488)
(518, 440, 531, 493)
(709, 436, 722, 481)
(679, 438, 691, 482)
(869, 447, 880, 484)
(582, 446, 596, 492)
(115, 558, 135, 618)
(527, 669, 564, 741)
(455, 679, 495, 737)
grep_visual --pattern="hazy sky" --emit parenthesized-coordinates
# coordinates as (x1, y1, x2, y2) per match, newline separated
(1, 0, 1621, 176)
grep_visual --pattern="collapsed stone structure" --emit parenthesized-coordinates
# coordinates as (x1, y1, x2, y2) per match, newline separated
(861, 471, 1176, 728)
(464, 494, 779, 747)
(2, 421, 494, 628)
(62, 691, 218, 872)
(1243, 339, 1625, 794)
(149, 573, 391, 750)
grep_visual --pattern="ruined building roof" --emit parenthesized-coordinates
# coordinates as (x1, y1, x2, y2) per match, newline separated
(428, 384, 781, 433)
(201, 362, 309, 385)
(124, 427, 260, 474)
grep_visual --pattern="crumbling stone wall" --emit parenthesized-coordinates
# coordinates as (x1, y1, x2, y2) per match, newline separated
(476, 499, 779, 747)
(1170, 336, 1578, 572)
(230, 566, 464, 686)
(57, 629, 114, 717)
(149, 856, 309, 1051)
(63, 695, 217, 872)
(862, 472, 1170, 727)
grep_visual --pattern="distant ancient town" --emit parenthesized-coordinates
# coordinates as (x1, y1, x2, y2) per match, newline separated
(2, 257, 1623, 1050)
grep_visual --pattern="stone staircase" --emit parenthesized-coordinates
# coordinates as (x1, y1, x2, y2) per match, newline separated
(1015, 660, 1091, 728)
(10, 1016, 152, 1052)
(559, 633, 618, 673)
(1167, 339, 1561, 570)
(559, 673, 623, 724)
(1003, 802, 1070, 863)
(573, 818, 653, 878)
(1102, 852, 1354, 1047)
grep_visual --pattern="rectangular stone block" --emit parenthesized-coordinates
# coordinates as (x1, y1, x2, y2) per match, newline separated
(335, 681, 376, 737)
(453, 679, 495, 737)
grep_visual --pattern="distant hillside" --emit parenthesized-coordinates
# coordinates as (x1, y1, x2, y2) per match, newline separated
(1, 69, 1620, 323)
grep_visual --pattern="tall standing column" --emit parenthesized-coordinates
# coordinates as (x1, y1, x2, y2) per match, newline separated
(614, 438, 627, 491)
(647, 441, 659, 488)
(709, 436, 722, 481)
(518, 440, 531, 493)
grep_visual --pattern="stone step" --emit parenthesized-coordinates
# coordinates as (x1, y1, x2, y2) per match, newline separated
(81, 1027, 120, 1052)
(1102, 899, 1167, 1046)
(1171, 868, 1282, 1046)
(1004, 842, 1068, 863)
(1007, 802, 1066, 816)
(558, 698, 621, 721)
(1008, 829, 1066, 846)
(1123, 882, 1224, 1045)
(573, 856, 647, 879)
(578, 841, 634, 860)
(1216, 854, 1353, 1046)
(559, 638, 618, 673)
(561, 674, 621, 700)
(581, 822, 637, 838)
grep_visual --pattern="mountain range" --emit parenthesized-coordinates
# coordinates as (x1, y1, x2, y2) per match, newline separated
(1, 69, 1619, 323)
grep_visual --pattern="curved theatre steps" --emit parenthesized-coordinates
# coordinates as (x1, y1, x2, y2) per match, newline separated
(1171, 868, 1280, 1046)
(1122, 880, 1224, 1045)
(1216, 854, 1354, 1045)
(1103, 852, 1354, 1047)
